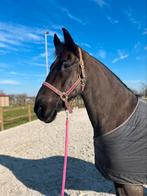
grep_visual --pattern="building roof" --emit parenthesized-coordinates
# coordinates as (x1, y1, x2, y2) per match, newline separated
(0, 94, 9, 97)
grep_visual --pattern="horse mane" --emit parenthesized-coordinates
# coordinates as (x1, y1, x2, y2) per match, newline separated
(83, 49, 136, 96)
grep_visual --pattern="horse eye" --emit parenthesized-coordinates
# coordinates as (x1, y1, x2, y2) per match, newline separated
(62, 59, 66, 63)
(61, 55, 72, 69)
(67, 54, 71, 60)
(62, 61, 72, 69)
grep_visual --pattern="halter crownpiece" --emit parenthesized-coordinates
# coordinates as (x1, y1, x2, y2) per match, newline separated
(43, 47, 86, 113)
(78, 47, 86, 90)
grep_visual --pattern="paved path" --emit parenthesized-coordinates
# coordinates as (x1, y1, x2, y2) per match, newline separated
(0, 108, 146, 195)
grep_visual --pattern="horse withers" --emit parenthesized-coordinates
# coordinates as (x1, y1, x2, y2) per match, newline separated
(34, 28, 147, 196)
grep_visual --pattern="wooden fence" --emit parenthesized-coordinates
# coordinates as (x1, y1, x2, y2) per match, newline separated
(0, 98, 84, 131)
(0, 105, 36, 131)
(0, 107, 4, 130)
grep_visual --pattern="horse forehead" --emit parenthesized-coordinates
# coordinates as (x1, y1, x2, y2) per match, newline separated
(50, 57, 60, 71)
(60, 49, 70, 58)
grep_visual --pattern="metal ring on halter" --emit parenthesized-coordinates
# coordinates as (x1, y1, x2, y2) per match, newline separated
(60, 93, 68, 102)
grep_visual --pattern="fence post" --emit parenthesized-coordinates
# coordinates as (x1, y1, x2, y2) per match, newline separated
(28, 104, 32, 122)
(0, 107, 4, 131)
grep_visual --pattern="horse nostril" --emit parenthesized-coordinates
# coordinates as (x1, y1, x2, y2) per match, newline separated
(38, 105, 44, 117)
(34, 104, 45, 119)
(38, 105, 42, 112)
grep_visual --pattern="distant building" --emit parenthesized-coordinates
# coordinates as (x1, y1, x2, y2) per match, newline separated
(9, 94, 35, 106)
(0, 94, 10, 107)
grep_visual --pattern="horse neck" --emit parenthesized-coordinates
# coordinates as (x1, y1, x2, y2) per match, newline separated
(81, 51, 138, 137)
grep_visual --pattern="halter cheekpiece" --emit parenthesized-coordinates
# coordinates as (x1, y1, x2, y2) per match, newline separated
(43, 47, 86, 113)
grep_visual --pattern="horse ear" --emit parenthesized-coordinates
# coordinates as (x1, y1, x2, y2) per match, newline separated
(54, 34, 61, 50)
(62, 28, 79, 56)
(62, 28, 75, 46)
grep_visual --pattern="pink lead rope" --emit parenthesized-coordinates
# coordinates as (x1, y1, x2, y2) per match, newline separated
(61, 111, 69, 196)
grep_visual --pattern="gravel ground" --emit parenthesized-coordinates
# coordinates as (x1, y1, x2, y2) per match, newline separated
(0, 108, 146, 196)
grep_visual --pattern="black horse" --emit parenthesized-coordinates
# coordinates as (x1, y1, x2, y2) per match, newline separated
(34, 28, 147, 196)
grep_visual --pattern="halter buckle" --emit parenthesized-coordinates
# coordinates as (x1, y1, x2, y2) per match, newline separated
(60, 93, 68, 101)
(81, 78, 86, 91)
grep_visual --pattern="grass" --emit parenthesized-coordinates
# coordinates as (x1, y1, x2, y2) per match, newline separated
(2, 105, 37, 130)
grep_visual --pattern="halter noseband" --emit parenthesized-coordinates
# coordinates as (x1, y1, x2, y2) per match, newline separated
(43, 48, 86, 113)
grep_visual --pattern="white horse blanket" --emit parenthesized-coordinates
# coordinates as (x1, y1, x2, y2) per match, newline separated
(94, 99, 147, 184)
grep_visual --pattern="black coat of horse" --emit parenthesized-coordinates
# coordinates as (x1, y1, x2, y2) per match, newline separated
(34, 28, 147, 196)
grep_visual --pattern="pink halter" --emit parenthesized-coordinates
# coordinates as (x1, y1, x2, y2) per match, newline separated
(43, 48, 86, 113)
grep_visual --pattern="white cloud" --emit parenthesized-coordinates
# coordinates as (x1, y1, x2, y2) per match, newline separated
(0, 33, 21, 46)
(26, 33, 41, 41)
(0, 49, 8, 55)
(143, 28, 147, 35)
(93, 0, 108, 8)
(80, 42, 91, 48)
(32, 73, 44, 78)
(132, 41, 142, 54)
(89, 52, 94, 56)
(0, 22, 43, 41)
(0, 22, 44, 52)
(0, 80, 20, 85)
(0, 69, 45, 79)
(0, 42, 9, 49)
(134, 42, 141, 49)
(9, 71, 27, 77)
(39, 53, 46, 58)
(51, 24, 63, 30)
(33, 46, 55, 64)
(106, 15, 119, 24)
(112, 50, 129, 63)
(8, 71, 44, 78)
(93, 1, 119, 25)
(97, 49, 107, 59)
(125, 80, 144, 84)
(136, 55, 146, 61)
(60, 7, 85, 25)
(124, 8, 141, 29)
(0, 22, 64, 55)
(125, 80, 146, 91)
(0, 63, 10, 68)
(26, 61, 46, 67)
(0, 41, 18, 51)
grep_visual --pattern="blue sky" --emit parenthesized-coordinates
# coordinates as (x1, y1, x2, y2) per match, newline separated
(0, 0, 146, 96)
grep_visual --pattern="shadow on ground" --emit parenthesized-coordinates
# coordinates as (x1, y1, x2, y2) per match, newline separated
(0, 155, 114, 195)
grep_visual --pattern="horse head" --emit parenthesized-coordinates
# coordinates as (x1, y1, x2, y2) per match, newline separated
(34, 28, 85, 123)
